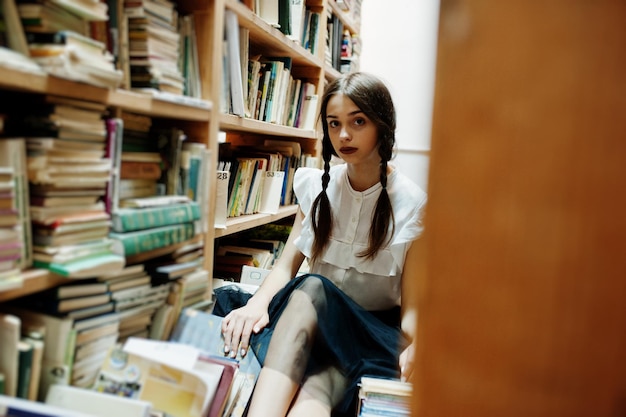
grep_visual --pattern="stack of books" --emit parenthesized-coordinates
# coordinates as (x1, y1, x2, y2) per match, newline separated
(25, 30, 123, 88)
(357, 376, 412, 417)
(97, 264, 170, 343)
(3, 297, 120, 398)
(124, 0, 185, 95)
(7, 96, 126, 278)
(0, 137, 31, 290)
(0, 312, 45, 400)
(108, 196, 200, 259)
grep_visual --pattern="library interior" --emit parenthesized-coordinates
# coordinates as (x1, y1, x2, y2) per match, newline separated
(1, 0, 625, 417)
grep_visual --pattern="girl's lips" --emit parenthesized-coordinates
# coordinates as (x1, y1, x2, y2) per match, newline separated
(340, 147, 357, 154)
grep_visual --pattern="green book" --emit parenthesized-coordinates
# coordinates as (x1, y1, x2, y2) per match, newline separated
(109, 222, 196, 257)
(33, 253, 126, 279)
(16, 339, 33, 399)
(111, 201, 202, 232)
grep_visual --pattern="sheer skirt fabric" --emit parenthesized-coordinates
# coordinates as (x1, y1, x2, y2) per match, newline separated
(213, 274, 407, 415)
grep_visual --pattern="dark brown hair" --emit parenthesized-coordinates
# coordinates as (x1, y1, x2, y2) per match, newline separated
(310, 72, 396, 264)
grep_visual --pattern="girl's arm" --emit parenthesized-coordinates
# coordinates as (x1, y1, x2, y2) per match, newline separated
(221, 209, 306, 357)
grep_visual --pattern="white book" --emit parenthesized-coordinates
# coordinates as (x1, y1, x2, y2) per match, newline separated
(214, 170, 230, 228)
(225, 10, 245, 117)
(287, 0, 306, 44)
(257, 0, 279, 27)
(46, 384, 152, 417)
(259, 170, 285, 214)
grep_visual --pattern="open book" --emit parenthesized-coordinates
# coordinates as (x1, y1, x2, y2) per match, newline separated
(93, 338, 224, 417)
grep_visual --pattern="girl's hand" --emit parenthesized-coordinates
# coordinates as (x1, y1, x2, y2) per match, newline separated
(399, 342, 415, 382)
(221, 297, 270, 358)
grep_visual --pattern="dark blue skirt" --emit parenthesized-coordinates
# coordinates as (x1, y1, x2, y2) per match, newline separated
(213, 274, 408, 416)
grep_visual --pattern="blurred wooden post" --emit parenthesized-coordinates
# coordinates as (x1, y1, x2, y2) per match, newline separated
(411, 1, 626, 416)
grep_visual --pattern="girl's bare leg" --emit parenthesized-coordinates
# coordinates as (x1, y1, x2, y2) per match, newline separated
(247, 278, 325, 417)
(246, 367, 299, 417)
(287, 366, 348, 417)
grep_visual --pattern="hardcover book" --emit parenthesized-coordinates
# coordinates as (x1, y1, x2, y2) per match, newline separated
(109, 222, 196, 257)
(170, 309, 262, 417)
(94, 337, 224, 417)
(111, 201, 201, 233)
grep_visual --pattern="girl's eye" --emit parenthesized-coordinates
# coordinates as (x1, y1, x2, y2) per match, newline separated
(354, 118, 366, 126)
(329, 120, 339, 128)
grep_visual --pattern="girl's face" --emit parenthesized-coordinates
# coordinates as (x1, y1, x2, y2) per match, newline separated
(325, 93, 380, 168)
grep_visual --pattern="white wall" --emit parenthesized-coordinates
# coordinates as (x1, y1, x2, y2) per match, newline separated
(358, 0, 440, 192)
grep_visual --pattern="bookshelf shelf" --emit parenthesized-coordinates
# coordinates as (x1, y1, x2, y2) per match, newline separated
(0, 67, 212, 122)
(219, 113, 317, 138)
(107, 90, 212, 121)
(0, 269, 70, 303)
(327, 0, 360, 34)
(225, 0, 324, 69)
(324, 65, 342, 81)
(214, 205, 299, 238)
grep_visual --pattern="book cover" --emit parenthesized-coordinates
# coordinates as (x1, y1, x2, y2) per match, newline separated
(49, 280, 109, 299)
(2, 307, 76, 401)
(258, 170, 284, 214)
(225, 9, 245, 117)
(0, 313, 21, 397)
(111, 201, 201, 233)
(16, 339, 33, 399)
(33, 252, 126, 279)
(23, 333, 44, 401)
(104, 118, 124, 214)
(199, 355, 238, 417)
(257, 0, 279, 27)
(45, 384, 153, 417)
(170, 309, 262, 417)
(0, 138, 32, 268)
(214, 170, 230, 229)
(0, 395, 99, 417)
(28, 292, 112, 315)
(94, 338, 224, 417)
(152, 260, 201, 283)
(109, 222, 196, 257)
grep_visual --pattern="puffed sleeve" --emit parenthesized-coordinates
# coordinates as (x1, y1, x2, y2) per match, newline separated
(388, 179, 428, 274)
(292, 167, 323, 259)
(293, 167, 323, 215)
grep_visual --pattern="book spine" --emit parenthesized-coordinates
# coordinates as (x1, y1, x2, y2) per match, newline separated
(120, 161, 162, 180)
(104, 118, 124, 214)
(16, 340, 33, 399)
(110, 223, 196, 256)
(111, 202, 201, 232)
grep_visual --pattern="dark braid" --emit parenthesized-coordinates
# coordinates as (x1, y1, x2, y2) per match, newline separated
(359, 143, 395, 259)
(310, 72, 397, 263)
(310, 146, 333, 264)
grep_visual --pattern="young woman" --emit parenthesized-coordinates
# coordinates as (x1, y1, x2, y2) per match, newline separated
(220, 72, 427, 417)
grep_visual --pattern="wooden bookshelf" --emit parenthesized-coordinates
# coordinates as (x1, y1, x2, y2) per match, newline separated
(0, 0, 363, 303)
(0, 67, 211, 122)
(219, 113, 317, 138)
(0, 269, 69, 303)
(214, 205, 299, 238)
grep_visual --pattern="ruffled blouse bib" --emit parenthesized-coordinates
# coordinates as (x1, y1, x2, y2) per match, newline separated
(293, 164, 427, 310)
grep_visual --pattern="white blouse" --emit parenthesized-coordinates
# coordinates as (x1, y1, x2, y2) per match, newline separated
(293, 164, 427, 310)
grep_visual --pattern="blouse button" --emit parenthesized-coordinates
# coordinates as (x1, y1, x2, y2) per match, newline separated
(352, 217, 357, 223)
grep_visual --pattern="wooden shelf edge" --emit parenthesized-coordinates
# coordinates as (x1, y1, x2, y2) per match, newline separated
(0, 269, 70, 303)
(214, 205, 298, 238)
(219, 113, 317, 138)
(327, 0, 360, 34)
(0, 66, 212, 122)
(108, 90, 213, 121)
(225, 0, 323, 69)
